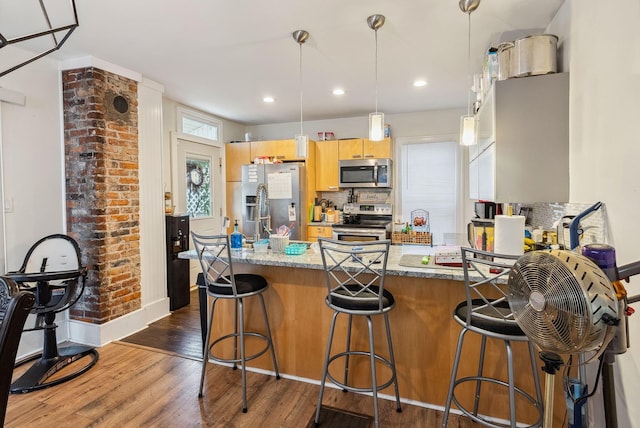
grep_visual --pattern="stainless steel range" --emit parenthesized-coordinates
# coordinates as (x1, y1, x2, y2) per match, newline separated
(332, 203, 392, 241)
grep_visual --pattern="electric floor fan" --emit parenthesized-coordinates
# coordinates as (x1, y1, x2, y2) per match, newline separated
(507, 249, 621, 428)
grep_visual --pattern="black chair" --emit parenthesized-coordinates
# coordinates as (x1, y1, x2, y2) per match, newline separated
(5, 234, 99, 393)
(0, 277, 35, 425)
(191, 231, 280, 413)
(314, 238, 401, 428)
(441, 247, 543, 428)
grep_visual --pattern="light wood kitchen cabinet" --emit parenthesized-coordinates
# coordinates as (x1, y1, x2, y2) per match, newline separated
(250, 139, 302, 161)
(307, 225, 333, 241)
(468, 72, 569, 203)
(315, 140, 339, 191)
(338, 138, 391, 160)
(225, 142, 251, 181)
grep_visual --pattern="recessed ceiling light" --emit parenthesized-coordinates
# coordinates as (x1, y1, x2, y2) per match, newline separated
(413, 80, 427, 87)
(332, 88, 345, 96)
(263, 96, 275, 103)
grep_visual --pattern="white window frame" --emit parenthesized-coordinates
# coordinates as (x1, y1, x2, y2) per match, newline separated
(393, 134, 466, 245)
(176, 105, 223, 144)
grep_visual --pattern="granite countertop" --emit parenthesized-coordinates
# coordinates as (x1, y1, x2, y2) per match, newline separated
(179, 244, 467, 282)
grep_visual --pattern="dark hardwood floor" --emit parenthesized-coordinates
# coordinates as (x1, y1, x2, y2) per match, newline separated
(119, 288, 204, 360)
(6, 289, 473, 427)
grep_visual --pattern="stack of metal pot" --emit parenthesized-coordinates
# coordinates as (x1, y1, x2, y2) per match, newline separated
(497, 34, 558, 80)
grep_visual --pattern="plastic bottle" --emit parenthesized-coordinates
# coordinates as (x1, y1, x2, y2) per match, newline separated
(230, 219, 242, 253)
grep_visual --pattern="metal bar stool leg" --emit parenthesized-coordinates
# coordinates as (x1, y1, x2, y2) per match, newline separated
(366, 315, 380, 428)
(442, 327, 469, 428)
(473, 334, 488, 417)
(200, 297, 218, 396)
(528, 341, 543, 410)
(384, 313, 402, 412)
(314, 311, 339, 427)
(233, 298, 240, 370)
(505, 340, 516, 428)
(238, 297, 248, 413)
(258, 293, 280, 378)
(343, 314, 353, 390)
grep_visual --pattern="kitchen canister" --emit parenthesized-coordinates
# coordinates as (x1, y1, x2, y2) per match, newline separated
(494, 215, 526, 263)
(497, 42, 515, 80)
(512, 34, 558, 77)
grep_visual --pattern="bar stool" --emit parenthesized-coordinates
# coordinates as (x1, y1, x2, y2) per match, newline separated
(314, 238, 401, 428)
(191, 232, 280, 413)
(441, 247, 543, 428)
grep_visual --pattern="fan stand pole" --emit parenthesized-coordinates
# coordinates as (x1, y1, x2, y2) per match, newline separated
(541, 352, 564, 428)
(602, 352, 618, 428)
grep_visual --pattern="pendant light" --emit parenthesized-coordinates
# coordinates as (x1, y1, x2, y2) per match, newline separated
(459, 0, 480, 146)
(367, 14, 385, 142)
(293, 29, 310, 158)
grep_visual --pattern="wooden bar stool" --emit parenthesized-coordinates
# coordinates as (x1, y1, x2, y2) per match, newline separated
(314, 238, 401, 428)
(441, 247, 543, 428)
(192, 232, 280, 413)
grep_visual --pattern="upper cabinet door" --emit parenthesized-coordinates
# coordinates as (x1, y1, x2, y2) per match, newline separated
(225, 142, 251, 181)
(250, 139, 299, 160)
(315, 140, 339, 191)
(338, 138, 364, 160)
(363, 138, 392, 159)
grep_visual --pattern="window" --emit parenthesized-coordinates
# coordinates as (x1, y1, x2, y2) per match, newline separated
(186, 157, 212, 218)
(177, 106, 221, 142)
(398, 139, 459, 245)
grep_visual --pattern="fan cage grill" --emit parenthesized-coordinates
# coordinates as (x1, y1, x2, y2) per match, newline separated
(508, 250, 618, 354)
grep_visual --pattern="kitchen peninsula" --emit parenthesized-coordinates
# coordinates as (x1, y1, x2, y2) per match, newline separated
(180, 244, 561, 425)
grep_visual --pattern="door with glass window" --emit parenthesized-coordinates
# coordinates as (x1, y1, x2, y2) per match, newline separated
(172, 133, 222, 284)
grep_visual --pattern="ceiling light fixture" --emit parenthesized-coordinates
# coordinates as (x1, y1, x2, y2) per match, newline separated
(459, 0, 480, 146)
(367, 14, 385, 142)
(0, 0, 79, 77)
(332, 88, 345, 96)
(292, 29, 310, 157)
(413, 80, 427, 87)
(263, 96, 275, 103)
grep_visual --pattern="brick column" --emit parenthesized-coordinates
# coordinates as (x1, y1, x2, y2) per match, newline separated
(63, 67, 141, 324)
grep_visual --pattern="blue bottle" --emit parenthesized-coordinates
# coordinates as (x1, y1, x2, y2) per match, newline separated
(230, 219, 242, 253)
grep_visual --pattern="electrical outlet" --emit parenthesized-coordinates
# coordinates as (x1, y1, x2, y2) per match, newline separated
(4, 197, 13, 213)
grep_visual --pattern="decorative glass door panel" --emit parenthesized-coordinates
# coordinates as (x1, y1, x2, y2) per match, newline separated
(186, 156, 212, 218)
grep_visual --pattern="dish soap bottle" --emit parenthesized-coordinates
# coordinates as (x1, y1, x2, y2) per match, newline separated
(230, 219, 242, 253)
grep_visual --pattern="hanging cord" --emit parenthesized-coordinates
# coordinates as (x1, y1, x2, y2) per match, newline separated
(466, 11, 472, 116)
(299, 40, 304, 136)
(374, 28, 379, 114)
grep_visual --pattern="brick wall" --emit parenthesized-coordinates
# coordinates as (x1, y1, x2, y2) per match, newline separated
(63, 67, 141, 324)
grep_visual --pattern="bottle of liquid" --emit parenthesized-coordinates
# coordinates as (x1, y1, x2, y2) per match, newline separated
(230, 219, 242, 253)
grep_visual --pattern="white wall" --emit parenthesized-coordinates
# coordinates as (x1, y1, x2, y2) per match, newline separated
(246, 108, 466, 142)
(559, 0, 640, 425)
(0, 47, 65, 268)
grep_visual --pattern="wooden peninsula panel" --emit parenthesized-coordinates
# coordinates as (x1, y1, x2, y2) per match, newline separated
(197, 256, 561, 427)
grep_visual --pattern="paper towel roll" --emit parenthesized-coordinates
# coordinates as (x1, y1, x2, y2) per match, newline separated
(494, 215, 525, 257)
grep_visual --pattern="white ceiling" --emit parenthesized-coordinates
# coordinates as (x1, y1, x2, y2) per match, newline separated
(1, 0, 565, 125)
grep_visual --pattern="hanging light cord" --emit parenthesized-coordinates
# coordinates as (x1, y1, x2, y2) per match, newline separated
(466, 12, 472, 116)
(299, 41, 304, 136)
(374, 29, 379, 114)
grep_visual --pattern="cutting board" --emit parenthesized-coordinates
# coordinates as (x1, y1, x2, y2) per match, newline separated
(398, 254, 462, 270)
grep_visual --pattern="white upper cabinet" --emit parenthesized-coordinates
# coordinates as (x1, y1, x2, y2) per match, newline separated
(468, 73, 569, 203)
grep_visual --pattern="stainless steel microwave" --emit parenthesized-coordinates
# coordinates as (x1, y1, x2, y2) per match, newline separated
(339, 158, 392, 188)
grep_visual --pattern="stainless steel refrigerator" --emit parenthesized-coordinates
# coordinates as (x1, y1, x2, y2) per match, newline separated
(241, 163, 306, 242)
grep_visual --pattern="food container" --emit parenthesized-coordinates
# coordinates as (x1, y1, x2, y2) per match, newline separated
(269, 235, 290, 252)
(253, 240, 269, 253)
(512, 34, 558, 77)
(284, 243, 307, 255)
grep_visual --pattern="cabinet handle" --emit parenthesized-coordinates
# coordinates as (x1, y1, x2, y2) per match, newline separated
(351, 155, 362, 159)
(328, 186, 337, 189)
(364, 154, 374, 158)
